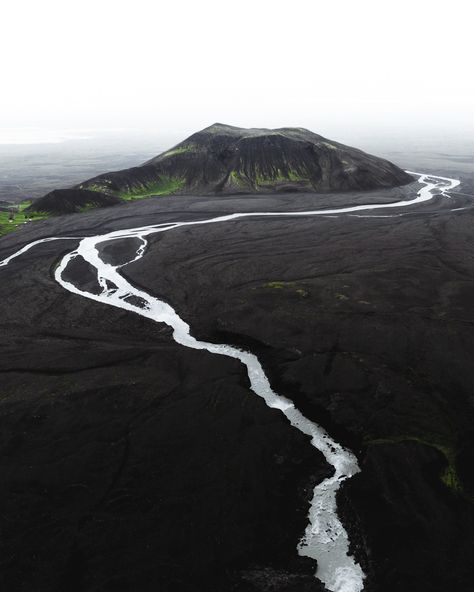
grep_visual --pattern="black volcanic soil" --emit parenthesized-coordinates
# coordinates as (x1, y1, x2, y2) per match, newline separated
(0, 179, 473, 591)
(0, 243, 327, 592)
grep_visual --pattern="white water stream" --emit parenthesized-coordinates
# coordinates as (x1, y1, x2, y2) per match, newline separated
(0, 172, 461, 592)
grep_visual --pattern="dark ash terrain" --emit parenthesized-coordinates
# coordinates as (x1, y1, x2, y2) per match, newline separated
(0, 166, 473, 592)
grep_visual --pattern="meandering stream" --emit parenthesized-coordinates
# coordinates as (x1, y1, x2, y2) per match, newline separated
(0, 172, 460, 592)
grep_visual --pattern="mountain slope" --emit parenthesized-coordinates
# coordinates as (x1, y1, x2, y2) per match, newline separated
(144, 124, 413, 194)
(28, 124, 413, 214)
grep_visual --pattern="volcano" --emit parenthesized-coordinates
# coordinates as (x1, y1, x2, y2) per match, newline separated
(28, 124, 413, 214)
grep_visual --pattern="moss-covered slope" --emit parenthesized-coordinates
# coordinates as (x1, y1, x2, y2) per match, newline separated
(144, 123, 413, 195)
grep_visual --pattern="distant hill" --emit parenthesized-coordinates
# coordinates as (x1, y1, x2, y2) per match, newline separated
(28, 188, 121, 215)
(28, 124, 413, 214)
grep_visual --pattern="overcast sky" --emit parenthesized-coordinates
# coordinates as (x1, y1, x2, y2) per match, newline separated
(1, 0, 473, 140)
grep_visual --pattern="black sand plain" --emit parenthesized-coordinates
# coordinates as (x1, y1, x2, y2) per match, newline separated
(0, 165, 473, 591)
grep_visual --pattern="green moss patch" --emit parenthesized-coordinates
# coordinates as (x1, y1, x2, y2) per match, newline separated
(254, 169, 308, 186)
(18, 200, 33, 212)
(79, 182, 109, 193)
(161, 145, 193, 158)
(229, 170, 248, 187)
(441, 463, 463, 492)
(119, 176, 186, 201)
(365, 435, 468, 498)
(263, 281, 288, 289)
(261, 281, 308, 297)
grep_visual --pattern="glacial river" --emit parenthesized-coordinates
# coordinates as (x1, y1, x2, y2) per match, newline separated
(0, 172, 460, 592)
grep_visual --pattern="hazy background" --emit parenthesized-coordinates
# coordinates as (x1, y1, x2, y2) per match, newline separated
(1, 0, 473, 201)
(2, 0, 473, 136)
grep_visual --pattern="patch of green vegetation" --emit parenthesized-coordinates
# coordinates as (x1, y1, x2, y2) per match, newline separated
(441, 463, 463, 492)
(264, 281, 287, 289)
(261, 281, 308, 297)
(365, 435, 468, 498)
(119, 176, 186, 201)
(254, 168, 307, 186)
(79, 182, 110, 193)
(18, 200, 32, 212)
(0, 207, 50, 237)
(0, 173, 186, 237)
(229, 170, 247, 187)
(284, 169, 306, 182)
(0, 217, 17, 237)
(78, 203, 98, 213)
(161, 145, 193, 158)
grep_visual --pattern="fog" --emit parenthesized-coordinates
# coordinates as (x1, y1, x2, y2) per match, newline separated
(1, 0, 473, 141)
